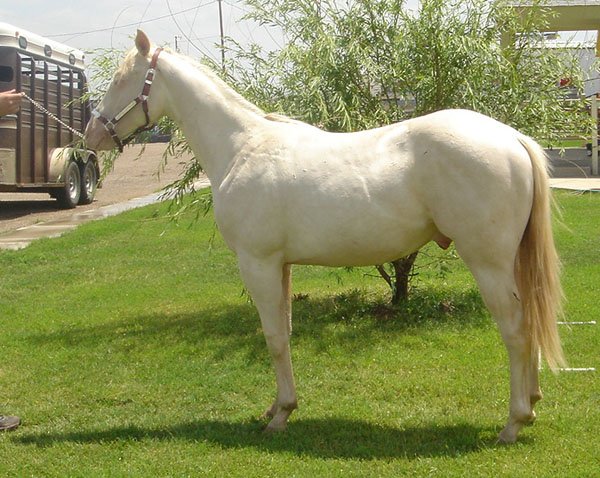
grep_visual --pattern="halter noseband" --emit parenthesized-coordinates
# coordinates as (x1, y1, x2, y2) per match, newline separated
(92, 47, 163, 152)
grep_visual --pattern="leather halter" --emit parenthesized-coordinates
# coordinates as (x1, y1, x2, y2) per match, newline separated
(92, 47, 163, 152)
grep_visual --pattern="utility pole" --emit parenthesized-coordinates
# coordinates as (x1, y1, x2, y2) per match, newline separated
(218, 0, 226, 73)
(174, 35, 181, 53)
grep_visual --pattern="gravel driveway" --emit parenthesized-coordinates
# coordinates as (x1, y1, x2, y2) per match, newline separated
(0, 143, 197, 235)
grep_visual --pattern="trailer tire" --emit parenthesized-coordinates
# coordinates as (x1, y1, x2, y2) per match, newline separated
(79, 160, 98, 205)
(56, 160, 81, 209)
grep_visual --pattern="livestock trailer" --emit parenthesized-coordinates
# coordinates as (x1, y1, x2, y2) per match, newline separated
(0, 23, 98, 208)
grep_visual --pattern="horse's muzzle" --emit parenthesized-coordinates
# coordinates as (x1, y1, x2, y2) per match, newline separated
(84, 116, 116, 151)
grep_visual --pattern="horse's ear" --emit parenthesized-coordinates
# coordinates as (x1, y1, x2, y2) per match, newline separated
(135, 30, 151, 57)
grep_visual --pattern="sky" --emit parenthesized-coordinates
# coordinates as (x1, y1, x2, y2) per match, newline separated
(0, 0, 279, 67)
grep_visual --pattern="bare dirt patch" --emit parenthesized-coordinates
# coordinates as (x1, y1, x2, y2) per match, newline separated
(0, 143, 195, 235)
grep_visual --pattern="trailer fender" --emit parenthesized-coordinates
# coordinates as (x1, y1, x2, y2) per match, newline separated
(48, 147, 98, 185)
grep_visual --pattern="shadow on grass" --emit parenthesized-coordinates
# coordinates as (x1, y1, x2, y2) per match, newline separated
(15, 417, 496, 459)
(25, 287, 489, 362)
(17, 289, 501, 459)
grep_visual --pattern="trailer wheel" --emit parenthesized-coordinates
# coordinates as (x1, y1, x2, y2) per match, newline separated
(79, 160, 98, 205)
(56, 160, 81, 209)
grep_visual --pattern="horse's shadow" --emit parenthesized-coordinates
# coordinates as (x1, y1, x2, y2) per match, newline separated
(19, 290, 496, 459)
(25, 287, 489, 364)
(15, 417, 498, 459)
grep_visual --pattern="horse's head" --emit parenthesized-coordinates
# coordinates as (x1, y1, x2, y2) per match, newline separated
(85, 30, 164, 151)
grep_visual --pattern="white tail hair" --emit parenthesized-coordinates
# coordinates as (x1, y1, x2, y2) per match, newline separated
(516, 136, 565, 371)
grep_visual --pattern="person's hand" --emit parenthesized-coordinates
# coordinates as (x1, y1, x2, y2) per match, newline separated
(0, 90, 23, 116)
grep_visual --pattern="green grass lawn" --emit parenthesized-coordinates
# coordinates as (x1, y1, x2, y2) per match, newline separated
(0, 190, 598, 477)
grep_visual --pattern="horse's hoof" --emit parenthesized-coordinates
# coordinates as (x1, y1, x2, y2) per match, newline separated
(497, 428, 518, 444)
(264, 419, 287, 434)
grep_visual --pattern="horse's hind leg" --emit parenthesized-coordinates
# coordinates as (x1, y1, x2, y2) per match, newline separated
(464, 259, 535, 443)
(238, 255, 297, 432)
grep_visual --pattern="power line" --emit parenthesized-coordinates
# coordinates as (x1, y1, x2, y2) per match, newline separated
(110, 6, 134, 49)
(222, 0, 283, 51)
(138, 0, 155, 29)
(188, 2, 203, 55)
(44, 3, 217, 39)
(165, 0, 218, 62)
(218, 0, 226, 72)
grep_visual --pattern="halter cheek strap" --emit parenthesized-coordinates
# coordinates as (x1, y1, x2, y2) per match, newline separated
(92, 47, 163, 152)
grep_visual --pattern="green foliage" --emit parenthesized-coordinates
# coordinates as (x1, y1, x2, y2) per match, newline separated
(227, 0, 403, 131)
(85, 1, 593, 181)
(86, 48, 124, 103)
(227, 0, 591, 143)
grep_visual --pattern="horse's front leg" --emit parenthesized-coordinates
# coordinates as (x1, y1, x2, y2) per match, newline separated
(238, 255, 297, 432)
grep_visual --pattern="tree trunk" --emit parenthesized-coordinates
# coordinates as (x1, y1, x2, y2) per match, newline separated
(375, 251, 419, 305)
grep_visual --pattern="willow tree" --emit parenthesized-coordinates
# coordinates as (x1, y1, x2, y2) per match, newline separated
(218, 0, 590, 303)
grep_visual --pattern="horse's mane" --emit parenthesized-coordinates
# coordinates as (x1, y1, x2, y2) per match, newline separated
(162, 48, 269, 118)
(113, 49, 138, 83)
(116, 47, 306, 123)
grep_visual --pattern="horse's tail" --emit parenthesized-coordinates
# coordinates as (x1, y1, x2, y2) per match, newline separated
(516, 135, 565, 371)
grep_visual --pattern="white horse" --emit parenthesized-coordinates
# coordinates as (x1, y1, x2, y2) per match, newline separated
(85, 31, 565, 444)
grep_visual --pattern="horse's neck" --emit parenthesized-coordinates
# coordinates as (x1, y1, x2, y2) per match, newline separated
(158, 53, 263, 185)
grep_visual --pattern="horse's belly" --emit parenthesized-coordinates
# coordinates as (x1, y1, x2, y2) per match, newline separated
(285, 221, 435, 267)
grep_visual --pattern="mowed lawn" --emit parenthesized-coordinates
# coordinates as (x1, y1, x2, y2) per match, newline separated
(0, 190, 598, 477)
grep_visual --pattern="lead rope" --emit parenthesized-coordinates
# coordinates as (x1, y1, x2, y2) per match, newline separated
(21, 92, 85, 139)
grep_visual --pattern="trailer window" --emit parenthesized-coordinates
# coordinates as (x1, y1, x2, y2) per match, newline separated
(0, 65, 14, 83)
